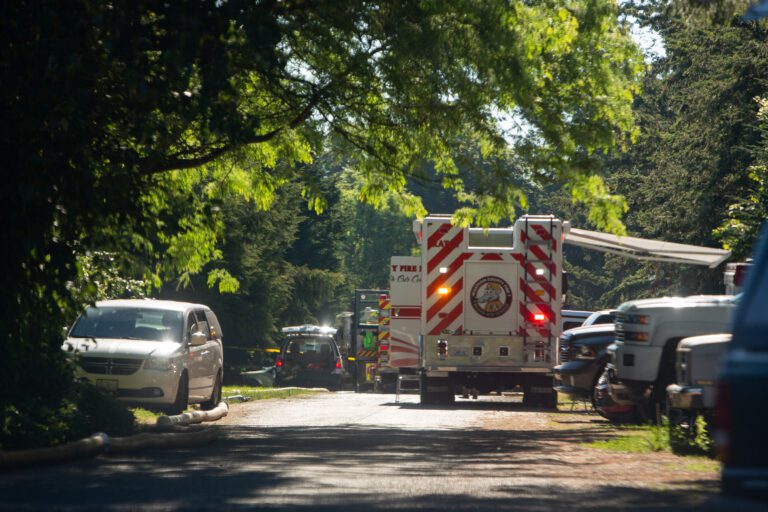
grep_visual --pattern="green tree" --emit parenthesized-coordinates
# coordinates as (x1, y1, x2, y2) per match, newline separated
(2, 0, 643, 447)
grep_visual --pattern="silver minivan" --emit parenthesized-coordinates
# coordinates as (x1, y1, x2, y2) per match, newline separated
(63, 299, 224, 414)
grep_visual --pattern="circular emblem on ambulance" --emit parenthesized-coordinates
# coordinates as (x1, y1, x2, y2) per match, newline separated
(470, 276, 512, 318)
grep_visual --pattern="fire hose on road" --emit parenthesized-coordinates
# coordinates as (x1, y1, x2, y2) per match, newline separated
(0, 401, 228, 470)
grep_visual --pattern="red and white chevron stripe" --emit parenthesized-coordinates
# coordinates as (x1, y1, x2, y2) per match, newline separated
(422, 216, 562, 342)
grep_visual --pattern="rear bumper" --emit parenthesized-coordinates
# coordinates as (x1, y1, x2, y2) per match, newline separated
(425, 366, 551, 376)
(666, 384, 705, 410)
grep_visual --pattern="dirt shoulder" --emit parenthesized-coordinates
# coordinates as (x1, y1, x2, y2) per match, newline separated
(478, 405, 720, 491)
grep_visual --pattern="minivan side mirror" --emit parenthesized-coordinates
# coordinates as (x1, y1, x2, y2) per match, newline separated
(190, 332, 208, 346)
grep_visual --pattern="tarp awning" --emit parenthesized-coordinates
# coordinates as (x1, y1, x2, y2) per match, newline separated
(565, 228, 731, 268)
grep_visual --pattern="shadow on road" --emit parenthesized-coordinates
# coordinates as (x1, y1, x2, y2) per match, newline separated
(1, 420, 760, 511)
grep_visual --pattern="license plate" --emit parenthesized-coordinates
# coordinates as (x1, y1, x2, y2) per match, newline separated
(96, 379, 118, 391)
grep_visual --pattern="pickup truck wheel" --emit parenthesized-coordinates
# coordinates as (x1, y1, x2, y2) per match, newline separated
(592, 368, 640, 424)
(166, 372, 189, 416)
(590, 364, 607, 410)
(645, 361, 676, 423)
(200, 371, 222, 411)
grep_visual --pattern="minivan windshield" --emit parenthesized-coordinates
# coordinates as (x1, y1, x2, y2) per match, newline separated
(70, 307, 183, 342)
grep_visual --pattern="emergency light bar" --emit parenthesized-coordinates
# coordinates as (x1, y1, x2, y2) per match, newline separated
(281, 325, 337, 335)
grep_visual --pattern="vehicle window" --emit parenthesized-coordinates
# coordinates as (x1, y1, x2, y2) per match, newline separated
(563, 321, 583, 331)
(186, 313, 198, 341)
(204, 310, 222, 339)
(592, 314, 615, 325)
(70, 307, 183, 342)
(194, 310, 212, 340)
(284, 337, 337, 365)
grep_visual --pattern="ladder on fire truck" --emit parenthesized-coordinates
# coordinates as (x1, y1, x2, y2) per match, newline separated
(521, 216, 556, 362)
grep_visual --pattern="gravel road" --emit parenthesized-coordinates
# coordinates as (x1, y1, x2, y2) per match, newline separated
(0, 391, 764, 511)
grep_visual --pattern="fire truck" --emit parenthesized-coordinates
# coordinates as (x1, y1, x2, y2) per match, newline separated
(410, 213, 732, 406)
(376, 256, 422, 391)
(415, 214, 565, 406)
(351, 289, 387, 391)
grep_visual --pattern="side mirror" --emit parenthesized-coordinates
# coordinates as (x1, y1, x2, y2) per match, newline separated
(190, 331, 208, 346)
(62, 326, 69, 338)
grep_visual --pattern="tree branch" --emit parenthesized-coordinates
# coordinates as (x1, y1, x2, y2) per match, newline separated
(137, 90, 322, 176)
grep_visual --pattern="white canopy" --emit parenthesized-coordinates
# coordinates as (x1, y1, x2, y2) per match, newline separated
(565, 228, 731, 268)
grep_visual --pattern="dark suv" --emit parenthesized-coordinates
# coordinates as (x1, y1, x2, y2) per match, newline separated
(716, 224, 768, 499)
(275, 325, 346, 390)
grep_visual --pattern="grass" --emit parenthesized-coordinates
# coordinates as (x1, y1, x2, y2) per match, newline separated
(223, 385, 327, 402)
(584, 422, 671, 453)
(665, 458, 721, 473)
(130, 407, 162, 425)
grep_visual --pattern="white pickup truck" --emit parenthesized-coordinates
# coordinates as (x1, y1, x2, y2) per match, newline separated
(604, 295, 739, 421)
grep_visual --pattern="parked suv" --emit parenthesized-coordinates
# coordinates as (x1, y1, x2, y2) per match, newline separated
(276, 325, 346, 390)
(716, 224, 768, 499)
(63, 299, 224, 414)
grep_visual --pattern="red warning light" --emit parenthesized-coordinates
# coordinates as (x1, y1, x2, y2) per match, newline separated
(533, 313, 546, 323)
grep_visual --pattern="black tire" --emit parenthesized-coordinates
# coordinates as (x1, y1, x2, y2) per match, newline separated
(644, 363, 676, 424)
(590, 364, 607, 410)
(593, 368, 640, 424)
(201, 371, 222, 411)
(167, 372, 189, 415)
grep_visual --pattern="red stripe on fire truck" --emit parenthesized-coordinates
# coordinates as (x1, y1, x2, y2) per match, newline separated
(429, 301, 464, 335)
(426, 252, 472, 298)
(426, 277, 464, 322)
(427, 229, 465, 273)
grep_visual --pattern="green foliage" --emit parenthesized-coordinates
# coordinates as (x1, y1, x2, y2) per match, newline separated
(715, 96, 768, 258)
(1, 382, 135, 451)
(1, 0, 643, 448)
(533, 10, 768, 308)
(586, 422, 671, 453)
(669, 414, 714, 456)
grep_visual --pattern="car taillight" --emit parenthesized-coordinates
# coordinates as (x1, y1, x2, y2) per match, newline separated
(276, 357, 284, 368)
(713, 379, 731, 463)
(335, 358, 342, 369)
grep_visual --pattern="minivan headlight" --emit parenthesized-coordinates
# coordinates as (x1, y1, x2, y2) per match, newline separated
(144, 356, 175, 371)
